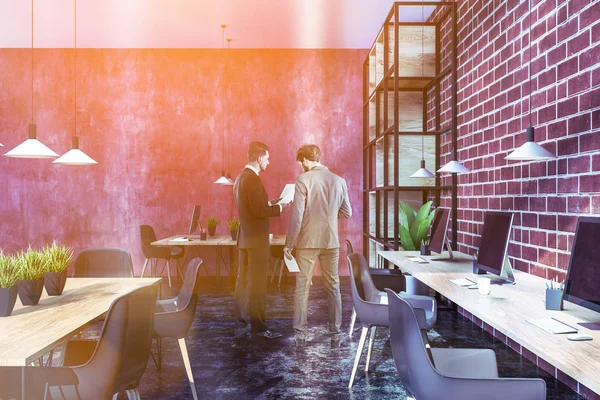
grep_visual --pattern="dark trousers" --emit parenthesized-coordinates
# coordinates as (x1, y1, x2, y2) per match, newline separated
(234, 246, 269, 333)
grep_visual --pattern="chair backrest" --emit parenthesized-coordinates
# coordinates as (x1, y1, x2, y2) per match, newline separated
(73, 248, 134, 278)
(139, 225, 170, 259)
(154, 258, 203, 339)
(74, 283, 159, 397)
(354, 250, 381, 302)
(347, 253, 389, 327)
(345, 239, 353, 255)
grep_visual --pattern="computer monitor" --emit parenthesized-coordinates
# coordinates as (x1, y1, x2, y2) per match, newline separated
(475, 211, 515, 284)
(563, 216, 600, 313)
(188, 205, 201, 234)
(429, 208, 453, 261)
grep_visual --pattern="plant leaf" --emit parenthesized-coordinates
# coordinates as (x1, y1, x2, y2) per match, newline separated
(399, 201, 416, 227)
(399, 208, 409, 229)
(410, 218, 432, 246)
(399, 224, 416, 251)
(415, 201, 433, 221)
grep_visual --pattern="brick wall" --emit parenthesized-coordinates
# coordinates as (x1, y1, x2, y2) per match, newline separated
(449, 0, 600, 280)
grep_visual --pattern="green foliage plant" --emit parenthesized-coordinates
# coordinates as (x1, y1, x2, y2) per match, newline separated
(16, 246, 48, 280)
(398, 201, 436, 251)
(0, 251, 22, 288)
(207, 217, 219, 228)
(228, 217, 240, 231)
(43, 242, 73, 273)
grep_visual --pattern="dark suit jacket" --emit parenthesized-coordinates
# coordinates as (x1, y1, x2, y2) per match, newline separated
(234, 168, 281, 249)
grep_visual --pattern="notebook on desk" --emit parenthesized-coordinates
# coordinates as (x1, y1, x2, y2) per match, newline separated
(450, 278, 477, 287)
(407, 256, 429, 264)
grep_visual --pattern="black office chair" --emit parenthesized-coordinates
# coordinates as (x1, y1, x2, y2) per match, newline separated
(73, 247, 134, 277)
(0, 283, 159, 400)
(153, 257, 203, 400)
(140, 225, 185, 287)
(269, 245, 286, 287)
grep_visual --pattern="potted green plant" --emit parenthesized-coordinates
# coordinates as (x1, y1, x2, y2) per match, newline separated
(17, 246, 47, 305)
(228, 217, 240, 241)
(0, 252, 21, 317)
(43, 242, 73, 296)
(398, 200, 436, 253)
(207, 217, 219, 237)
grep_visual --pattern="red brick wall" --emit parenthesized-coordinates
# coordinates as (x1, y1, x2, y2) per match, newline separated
(449, 0, 600, 280)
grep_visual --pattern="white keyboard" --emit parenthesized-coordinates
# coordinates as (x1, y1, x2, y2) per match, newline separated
(527, 318, 578, 334)
(450, 278, 477, 287)
(407, 256, 428, 263)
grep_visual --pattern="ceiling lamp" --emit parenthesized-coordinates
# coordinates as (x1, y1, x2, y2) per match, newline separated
(54, 0, 97, 165)
(5, 0, 58, 159)
(505, 0, 556, 161)
(214, 26, 234, 185)
(410, 1, 434, 179)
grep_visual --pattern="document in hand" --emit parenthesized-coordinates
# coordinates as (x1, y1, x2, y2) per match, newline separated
(278, 184, 295, 204)
(284, 255, 300, 273)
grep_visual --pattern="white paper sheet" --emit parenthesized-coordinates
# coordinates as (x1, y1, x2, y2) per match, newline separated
(278, 184, 295, 204)
(284, 255, 300, 272)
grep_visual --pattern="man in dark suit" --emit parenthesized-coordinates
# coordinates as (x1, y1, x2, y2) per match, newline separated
(234, 141, 289, 339)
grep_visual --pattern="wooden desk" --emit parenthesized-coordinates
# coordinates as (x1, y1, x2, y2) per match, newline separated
(0, 278, 161, 366)
(379, 250, 600, 396)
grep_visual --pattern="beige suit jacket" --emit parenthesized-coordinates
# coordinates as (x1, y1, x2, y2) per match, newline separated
(286, 165, 352, 249)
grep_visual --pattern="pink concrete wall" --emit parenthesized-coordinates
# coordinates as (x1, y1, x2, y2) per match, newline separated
(0, 48, 365, 275)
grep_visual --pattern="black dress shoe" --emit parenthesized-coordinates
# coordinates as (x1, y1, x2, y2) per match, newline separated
(234, 325, 251, 339)
(255, 330, 283, 339)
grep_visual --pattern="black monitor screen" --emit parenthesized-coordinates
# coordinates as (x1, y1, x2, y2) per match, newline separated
(189, 205, 201, 234)
(564, 217, 600, 313)
(429, 208, 450, 255)
(476, 211, 514, 276)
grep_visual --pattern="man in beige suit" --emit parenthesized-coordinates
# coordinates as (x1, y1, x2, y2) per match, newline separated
(284, 144, 352, 347)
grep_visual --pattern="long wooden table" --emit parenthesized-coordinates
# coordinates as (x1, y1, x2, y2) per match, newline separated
(0, 278, 161, 366)
(152, 235, 287, 283)
(379, 250, 600, 396)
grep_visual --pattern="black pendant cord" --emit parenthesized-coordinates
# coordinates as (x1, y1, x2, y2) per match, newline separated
(221, 25, 226, 174)
(31, 0, 34, 123)
(226, 38, 231, 176)
(528, 0, 532, 128)
(74, 0, 77, 140)
(421, 0, 425, 162)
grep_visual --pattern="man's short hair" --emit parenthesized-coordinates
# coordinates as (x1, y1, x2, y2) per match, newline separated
(248, 141, 269, 162)
(296, 144, 321, 163)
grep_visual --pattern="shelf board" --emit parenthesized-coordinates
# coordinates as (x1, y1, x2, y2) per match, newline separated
(363, 186, 451, 193)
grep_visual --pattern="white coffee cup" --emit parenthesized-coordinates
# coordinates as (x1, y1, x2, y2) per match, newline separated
(269, 233, 274, 241)
(478, 277, 491, 295)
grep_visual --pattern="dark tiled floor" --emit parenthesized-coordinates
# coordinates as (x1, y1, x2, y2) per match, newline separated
(131, 277, 582, 399)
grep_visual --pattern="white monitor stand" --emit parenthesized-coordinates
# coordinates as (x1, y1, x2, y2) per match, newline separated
(431, 233, 454, 261)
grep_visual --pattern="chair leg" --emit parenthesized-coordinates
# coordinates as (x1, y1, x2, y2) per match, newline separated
(348, 327, 369, 388)
(176, 258, 185, 281)
(270, 257, 276, 283)
(141, 258, 149, 278)
(365, 326, 377, 372)
(125, 389, 140, 400)
(112, 394, 119, 400)
(349, 308, 356, 337)
(277, 260, 284, 287)
(178, 338, 198, 400)
(165, 260, 172, 287)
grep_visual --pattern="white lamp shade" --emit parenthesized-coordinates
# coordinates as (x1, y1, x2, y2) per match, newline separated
(53, 149, 98, 165)
(0, 143, 4, 147)
(504, 141, 557, 161)
(215, 175, 232, 185)
(4, 124, 58, 159)
(410, 159, 436, 178)
(5, 138, 58, 158)
(437, 160, 471, 174)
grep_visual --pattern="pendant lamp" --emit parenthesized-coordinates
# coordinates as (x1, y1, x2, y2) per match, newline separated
(214, 26, 234, 185)
(438, 15, 472, 174)
(410, 0, 435, 179)
(505, 0, 556, 161)
(5, 0, 58, 159)
(54, 0, 97, 165)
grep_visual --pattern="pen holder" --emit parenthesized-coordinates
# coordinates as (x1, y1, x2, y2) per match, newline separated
(420, 244, 430, 256)
(200, 231, 207, 241)
(545, 289, 564, 311)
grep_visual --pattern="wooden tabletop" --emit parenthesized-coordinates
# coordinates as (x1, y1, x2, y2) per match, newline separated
(379, 250, 600, 395)
(152, 234, 287, 247)
(0, 277, 161, 366)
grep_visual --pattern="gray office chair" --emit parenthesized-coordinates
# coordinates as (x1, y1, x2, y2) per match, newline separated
(153, 257, 203, 400)
(73, 247, 134, 277)
(347, 253, 437, 388)
(385, 289, 547, 400)
(0, 283, 158, 400)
